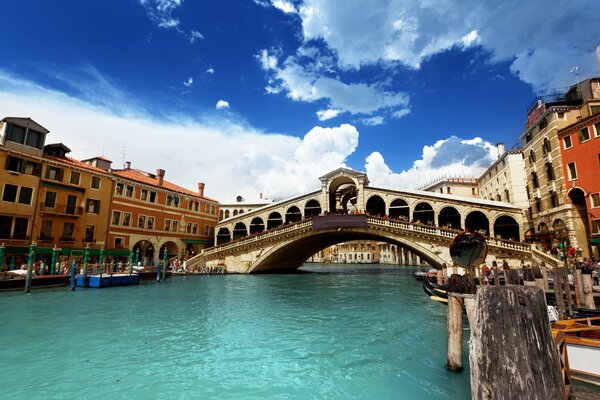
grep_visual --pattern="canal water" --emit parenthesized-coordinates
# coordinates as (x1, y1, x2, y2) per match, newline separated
(0, 264, 470, 399)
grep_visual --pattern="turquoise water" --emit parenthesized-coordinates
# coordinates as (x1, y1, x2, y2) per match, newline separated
(0, 264, 470, 400)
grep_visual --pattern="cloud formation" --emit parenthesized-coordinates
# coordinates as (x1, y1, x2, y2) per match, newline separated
(215, 99, 230, 110)
(139, 0, 183, 30)
(183, 77, 193, 87)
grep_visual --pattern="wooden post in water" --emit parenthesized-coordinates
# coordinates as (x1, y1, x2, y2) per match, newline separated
(532, 266, 545, 291)
(554, 267, 566, 320)
(540, 262, 549, 291)
(573, 268, 583, 309)
(523, 266, 536, 287)
(562, 268, 573, 318)
(582, 273, 596, 310)
(470, 286, 565, 400)
(446, 274, 476, 372)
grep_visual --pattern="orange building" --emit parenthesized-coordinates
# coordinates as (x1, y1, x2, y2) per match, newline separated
(557, 111, 600, 257)
(104, 162, 219, 264)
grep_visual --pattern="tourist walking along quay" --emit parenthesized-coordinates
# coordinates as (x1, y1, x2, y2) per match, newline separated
(2, 0, 600, 398)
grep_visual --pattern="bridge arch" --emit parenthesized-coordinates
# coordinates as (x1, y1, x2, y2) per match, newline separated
(438, 206, 461, 229)
(247, 228, 447, 273)
(267, 212, 283, 230)
(250, 217, 265, 234)
(327, 175, 358, 213)
(465, 211, 489, 235)
(285, 206, 302, 224)
(366, 195, 385, 216)
(493, 215, 520, 241)
(389, 198, 409, 220)
(304, 199, 322, 217)
(233, 222, 248, 240)
(413, 202, 435, 225)
(217, 227, 231, 245)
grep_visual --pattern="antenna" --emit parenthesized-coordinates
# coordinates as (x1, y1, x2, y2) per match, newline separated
(121, 147, 126, 169)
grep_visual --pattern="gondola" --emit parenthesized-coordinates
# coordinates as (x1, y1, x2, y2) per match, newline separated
(422, 277, 448, 304)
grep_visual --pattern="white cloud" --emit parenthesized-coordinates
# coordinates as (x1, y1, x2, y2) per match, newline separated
(139, 0, 183, 30)
(215, 99, 230, 109)
(365, 136, 498, 189)
(0, 70, 360, 201)
(158, 18, 179, 29)
(297, 0, 600, 89)
(183, 77, 193, 87)
(316, 108, 341, 121)
(361, 116, 384, 126)
(258, 49, 410, 120)
(190, 30, 204, 43)
(272, 0, 296, 14)
(206, 68, 215, 74)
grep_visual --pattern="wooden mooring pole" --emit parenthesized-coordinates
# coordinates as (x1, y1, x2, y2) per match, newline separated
(446, 274, 476, 372)
(582, 272, 596, 310)
(470, 286, 565, 400)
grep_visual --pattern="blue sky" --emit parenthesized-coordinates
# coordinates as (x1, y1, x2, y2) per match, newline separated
(0, 0, 599, 201)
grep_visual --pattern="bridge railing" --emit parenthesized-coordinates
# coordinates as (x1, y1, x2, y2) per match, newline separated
(531, 247, 562, 268)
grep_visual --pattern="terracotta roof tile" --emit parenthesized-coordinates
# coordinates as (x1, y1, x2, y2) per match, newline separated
(44, 155, 109, 174)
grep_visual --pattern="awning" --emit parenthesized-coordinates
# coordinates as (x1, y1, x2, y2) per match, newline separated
(590, 237, 600, 246)
(103, 249, 131, 256)
(183, 239, 212, 245)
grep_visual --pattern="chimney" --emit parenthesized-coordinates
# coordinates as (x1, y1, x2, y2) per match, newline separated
(260, 192, 263, 199)
(125, 161, 131, 169)
(496, 143, 505, 158)
(156, 168, 165, 187)
(198, 182, 205, 197)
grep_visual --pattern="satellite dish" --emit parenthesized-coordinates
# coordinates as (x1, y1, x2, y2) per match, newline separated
(449, 231, 488, 268)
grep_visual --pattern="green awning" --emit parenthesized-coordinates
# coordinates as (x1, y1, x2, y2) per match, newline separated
(103, 249, 130, 256)
(5, 246, 30, 254)
(42, 181, 86, 193)
(183, 239, 212, 245)
(590, 237, 600, 246)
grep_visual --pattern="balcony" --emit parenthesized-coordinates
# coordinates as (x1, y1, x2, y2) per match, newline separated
(40, 204, 84, 217)
(0, 234, 30, 241)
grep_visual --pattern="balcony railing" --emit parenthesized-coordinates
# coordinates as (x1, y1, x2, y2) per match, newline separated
(40, 204, 84, 216)
(37, 235, 54, 242)
(59, 237, 75, 242)
(0, 234, 30, 241)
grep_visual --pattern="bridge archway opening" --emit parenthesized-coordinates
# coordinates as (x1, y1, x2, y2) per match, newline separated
(250, 217, 265, 234)
(267, 212, 284, 230)
(285, 206, 302, 224)
(465, 211, 489, 235)
(538, 222, 549, 232)
(414, 202, 434, 225)
(493, 215, 520, 240)
(233, 222, 248, 240)
(217, 228, 231, 245)
(159, 241, 179, 260)
(340, 190, 357, 212)
(328, 176, 357, 213)
(304, 200, 322, 218)
(233, 210, 238, 216)
(389, 198, 409, 220)
(438, 206, 461, 229)
(366, 195, 385, 217)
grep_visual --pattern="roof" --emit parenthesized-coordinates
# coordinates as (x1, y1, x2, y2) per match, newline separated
(44, 143, 72, 153)
(113, 169, 218, 202)
(44, 155, 110, 174)
(81, 155, 113, 163)
(1, 117, 49, 133)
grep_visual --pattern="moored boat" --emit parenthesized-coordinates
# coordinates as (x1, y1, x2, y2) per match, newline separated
(0, 271, 70, 291)
(423, 277, 448, 304)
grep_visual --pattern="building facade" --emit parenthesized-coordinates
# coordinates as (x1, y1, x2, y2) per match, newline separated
(520, 78, 600, 256)
(420, 177, 479, 198)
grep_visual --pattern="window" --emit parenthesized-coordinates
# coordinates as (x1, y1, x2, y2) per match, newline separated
(595, 121, 600, 137)
(13, 218, 28, 239)
(116, 183, 124, 195)
(535, 198, 542, 213)
(115, 237, 125, 248)
(563, 135, 572, 149)
(125, 185, 134, 197)
(149, 191, 157, 203)
(45, 166, 64, 181)
(23, 160, 41, 176)
(61, 222, 75, 241)
(194, 202, 199, 212)
(6, 124, 26, 143)
(137, 215, 146, 229)
(592, 193, 600, 208)
(18, 187, 33, 205)
(532, 173, 539, 189)
(91, 176, 101, 189)
(593, 220, 600, 234)
(192, 223, 198, 234)
(187, 222, 192, 233)
(2, 184, 18, 202)
(578, 127, 591, 143)
(44, 191, 57, 208)
(542, 138, 551, 154)
(0, 216, 11, 238)
(591, 106, 600, 116)
(70, 171, 81, 185)
(546, 163, 555, 181)
(446, 187, 451, 194)
(66, 195, 78, 215)
(167, 195, 174, 206)
(567, 162, 578, 180)
(164, 219, 171, 231)
(472, 188, 477, 195)
(25, 130, 42, 148)
(86, 199, 100, 214)
(140, 189, 148, 201)
(5, 156, 21, 172)
(172, 220, 178, 232)
(84, 225, 95, 242)
(550, 192, 559, 208)
(40, 220, 53, 241)
(539, 118, 548, 131)
(529, 150, 536, 163)
(111, 211, 121, 225)
(122, 212, 131, 227)
(204, 225, 210, 236)
(147, 216, 155, 230)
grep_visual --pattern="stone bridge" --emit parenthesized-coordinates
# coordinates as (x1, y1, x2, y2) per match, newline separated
(187, 168, 543, 273)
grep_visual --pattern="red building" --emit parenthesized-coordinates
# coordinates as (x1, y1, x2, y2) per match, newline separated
(557, 112, 600, 256)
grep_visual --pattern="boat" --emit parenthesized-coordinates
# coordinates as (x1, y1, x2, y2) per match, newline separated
(423, 277, 448, 304)
(415, 268, 438, 281)
(552, 316, 600, 386)
(76, 273, 140, 288)
(0, 271, 70, 291)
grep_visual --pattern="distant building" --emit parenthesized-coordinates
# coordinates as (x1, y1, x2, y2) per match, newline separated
(219, 194, 273, 221)
(477, 143, 529, 209)
(308, 241, 402, 265)
(420, 177, 479, 198)
(520, 77, 600, 255)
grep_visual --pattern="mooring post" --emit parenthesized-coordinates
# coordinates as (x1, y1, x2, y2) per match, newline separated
(562, 268, 573, 318)
(540, 262, 549, 291)
(523, 266, 536, 287)
(582, 272, 596, 310)
(470, 286, 565, 400)
(573, 268, 583, 309)
(447, 293, 464, 371)
(554, 268, 566, 320)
